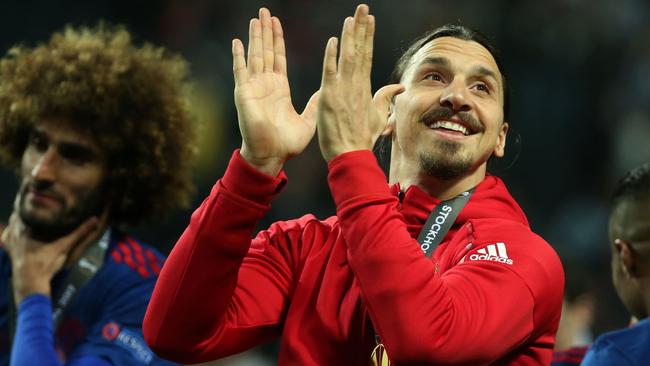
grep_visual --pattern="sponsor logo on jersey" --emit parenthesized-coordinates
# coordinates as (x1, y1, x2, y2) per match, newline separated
(102, 321, 155, 364)
(468, 242, 513, 265)
(102, 322, 120, 341)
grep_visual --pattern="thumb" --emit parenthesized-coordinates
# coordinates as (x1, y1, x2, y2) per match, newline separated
(373, 84, 404, 135)
(301, 90, 321, 123)
(373, 84, 405, 112)
(12, 194, 20, 213)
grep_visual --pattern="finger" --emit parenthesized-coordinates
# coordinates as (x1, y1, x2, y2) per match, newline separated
(64, 215, 103, 266)
(301, 90, 321, 123)
(352, 4, 369, 74)
(260, 8, 274, 72)
(0, 223, 8, 247)
(247, 18, 263, 74)
(361, 15, 375, 79)
(338, 17, 355, 78)
(2, 212, 30, 254)
(55, 217, 98, 253)
(99, 206, 111, 227)
(1, 214, 20, 251)
(272, 17, 287, 75)
(13, 194, 19, 212)
(6, 213, 23, 237)
(232, 39, 248, 84)
(54, 253, 69, 271)
(321, 37, 338, 86)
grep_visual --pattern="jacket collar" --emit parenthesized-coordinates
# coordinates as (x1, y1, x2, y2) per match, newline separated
(390, 176, 529, 239)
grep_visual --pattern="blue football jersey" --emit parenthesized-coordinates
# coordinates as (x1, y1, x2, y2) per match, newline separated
(582, 317, 650, 366)
(0, 229, 176, 365)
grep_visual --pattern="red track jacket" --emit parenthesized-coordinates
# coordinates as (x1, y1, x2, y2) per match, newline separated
(144, 150, 564, 365)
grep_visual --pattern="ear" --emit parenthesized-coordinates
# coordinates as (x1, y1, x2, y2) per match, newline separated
(381, 100, 397, 137)
(615, 239, 638, 277)
(492, 121, 509, 158)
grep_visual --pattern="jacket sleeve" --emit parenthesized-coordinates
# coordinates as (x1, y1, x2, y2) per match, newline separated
(143, 150, 301, 364)
(328, 151, 547, 365)
(10, 295, 112, 366)
(11, 294, 65, 366)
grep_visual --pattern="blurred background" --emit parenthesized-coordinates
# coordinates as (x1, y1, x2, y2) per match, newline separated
(1, 0, 649, 363)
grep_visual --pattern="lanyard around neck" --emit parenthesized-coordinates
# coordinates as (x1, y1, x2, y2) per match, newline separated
(370, 188, 474, 365)
(416, 188, 474, 257)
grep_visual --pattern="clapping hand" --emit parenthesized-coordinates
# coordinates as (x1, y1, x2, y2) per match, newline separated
(233, 8, 319, 176)
(316, 4, 404, 162)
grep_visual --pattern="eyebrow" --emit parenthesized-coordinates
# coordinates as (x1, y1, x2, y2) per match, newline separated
(470, 65, 499, 84)
(32, 128, 99, 159)
(417, 56, 500, 84)
(59, 142, 97, 159)
(419, 56, 450, 67)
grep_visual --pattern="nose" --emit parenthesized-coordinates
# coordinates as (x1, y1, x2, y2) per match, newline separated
(440, 79, 471, 112)
(31, 149, 57, 182)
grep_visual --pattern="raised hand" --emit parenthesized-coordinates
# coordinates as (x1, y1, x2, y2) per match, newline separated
(316, 4, 404, 162)
(233, 8, 319, 176)
(1, 213, 98, 306)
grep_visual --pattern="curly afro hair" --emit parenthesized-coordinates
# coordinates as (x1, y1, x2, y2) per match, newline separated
(0, 24, 196, 227)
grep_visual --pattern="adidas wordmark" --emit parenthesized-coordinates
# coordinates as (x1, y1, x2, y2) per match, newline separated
(469, 242, 513, 265)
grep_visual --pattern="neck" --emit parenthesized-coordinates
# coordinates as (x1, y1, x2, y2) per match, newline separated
(390, 163, 487, 200)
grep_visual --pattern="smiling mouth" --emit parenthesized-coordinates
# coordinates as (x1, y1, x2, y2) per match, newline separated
(426, 120, 474, 136)
(28, 191, 60, 205)
(25, 187, 63, 206)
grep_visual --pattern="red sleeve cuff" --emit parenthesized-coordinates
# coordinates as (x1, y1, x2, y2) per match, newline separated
(220, 149, 287, 206)
(327, 150, 390, 206)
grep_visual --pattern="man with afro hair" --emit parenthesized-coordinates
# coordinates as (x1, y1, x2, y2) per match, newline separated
(0, 24, 195, 365)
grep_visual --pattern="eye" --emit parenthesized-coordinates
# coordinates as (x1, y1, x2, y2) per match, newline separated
(60, 146, 93, 166)
(29, 133, 48, 152)
(424, 73, 443, 82)
(473, 83, 490, 94)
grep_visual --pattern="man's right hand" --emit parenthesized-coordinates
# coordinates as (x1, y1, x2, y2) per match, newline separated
(232, 8, 319, 176)
(1, 213, 97, 306)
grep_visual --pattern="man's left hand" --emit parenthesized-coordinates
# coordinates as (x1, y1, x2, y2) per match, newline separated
(316, 4, 404, 162)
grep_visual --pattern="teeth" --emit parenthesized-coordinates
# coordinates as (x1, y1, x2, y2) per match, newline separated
(430, 120, 470, 136)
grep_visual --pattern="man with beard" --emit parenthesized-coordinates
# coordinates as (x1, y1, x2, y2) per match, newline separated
(145, 4, 564, 365)
(0, 24, 194, 365)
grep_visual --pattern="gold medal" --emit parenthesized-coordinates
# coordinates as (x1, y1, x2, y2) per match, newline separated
(370, 342, 391, 366)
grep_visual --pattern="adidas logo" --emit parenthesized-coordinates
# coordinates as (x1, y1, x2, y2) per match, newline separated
(469, 242, 513, 265)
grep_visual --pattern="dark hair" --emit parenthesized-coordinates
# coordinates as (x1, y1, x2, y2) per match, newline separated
(0, 24, 196, 227)
(612, 163, 650, 207)
(389, 24, 510, 122)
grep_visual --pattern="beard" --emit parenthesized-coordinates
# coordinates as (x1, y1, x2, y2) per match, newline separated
(18, 181, 107, 242)
(416, 106, 482, 180)
(419, 140, 473, 181)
